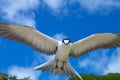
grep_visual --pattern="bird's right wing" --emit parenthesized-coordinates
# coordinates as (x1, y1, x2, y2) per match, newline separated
(0, 23, 58, 55)
(70, 33, 120, 57)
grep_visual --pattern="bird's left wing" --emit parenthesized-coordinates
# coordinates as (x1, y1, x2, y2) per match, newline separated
(70, 33, 120, 57)
(0, 23, 58, 55)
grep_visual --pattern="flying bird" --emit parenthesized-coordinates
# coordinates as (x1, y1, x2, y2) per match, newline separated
(0, 22, 120, 80)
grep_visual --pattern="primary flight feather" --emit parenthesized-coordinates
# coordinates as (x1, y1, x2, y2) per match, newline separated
(0, 22, 120, 80)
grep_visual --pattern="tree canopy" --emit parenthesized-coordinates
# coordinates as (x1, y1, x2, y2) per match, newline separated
(0, 72, 120, 80)
(0, 73, 30, 80)
(70, 73, 120, 80)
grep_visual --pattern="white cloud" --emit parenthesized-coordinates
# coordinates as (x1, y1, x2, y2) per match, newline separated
(103, 48, 120, 74)
(33, 51, 55, 64)
(53, 33, 67, 41)
(49, 75, 69, 80)
(1, 0, 120, 19)
(43, 0, 120, 15)
(0, 0, 40, 27)
(79, 49, 110, 72)
(44, 0, 65, 12)
(78, 0, 120, 13)
(78, 48, 120, 74)
(8, 66, 40, 80)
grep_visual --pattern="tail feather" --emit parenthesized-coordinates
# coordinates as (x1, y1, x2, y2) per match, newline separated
(34, 60, 56, 72)
(64, 63, 83, 80)
(34, 59, 83, 80)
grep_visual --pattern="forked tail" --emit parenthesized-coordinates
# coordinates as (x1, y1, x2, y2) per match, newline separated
(34, 59, 83, 80)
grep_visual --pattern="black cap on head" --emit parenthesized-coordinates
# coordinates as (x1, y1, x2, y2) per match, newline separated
(62, 38, 71, 45)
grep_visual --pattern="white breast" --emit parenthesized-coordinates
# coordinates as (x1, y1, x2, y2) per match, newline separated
(55, 42, 72, 61)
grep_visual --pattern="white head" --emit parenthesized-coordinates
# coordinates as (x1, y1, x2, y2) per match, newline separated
(62, 38, 71, 45)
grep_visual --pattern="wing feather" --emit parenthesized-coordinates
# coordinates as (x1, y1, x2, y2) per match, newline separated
(0, 23, 58, 55)
(70, 33, 120, 57)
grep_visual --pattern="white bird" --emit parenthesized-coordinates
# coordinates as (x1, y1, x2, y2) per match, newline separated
(0, 22, 120, 80)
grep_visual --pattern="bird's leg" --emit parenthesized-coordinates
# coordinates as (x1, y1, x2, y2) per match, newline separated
(55, 59, 59, 69)
(60, 61, 65, 71)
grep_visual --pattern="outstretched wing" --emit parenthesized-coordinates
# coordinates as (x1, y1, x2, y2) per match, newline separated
(70, 33, 120, 57)
(0, 23, 58, 55)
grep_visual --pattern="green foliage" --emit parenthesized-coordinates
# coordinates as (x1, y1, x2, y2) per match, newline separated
(1, 72, 120, 80)
(69, 73, 120, 80)
(21, 77, 31, 80)
(0, 73, 8, 80)
(0, 72, 31, 80)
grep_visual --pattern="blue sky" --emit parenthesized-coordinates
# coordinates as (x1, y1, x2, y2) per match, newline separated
(0, 0, 120, 80)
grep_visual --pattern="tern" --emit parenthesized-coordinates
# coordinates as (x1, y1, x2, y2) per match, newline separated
(0, 22, 120, 80)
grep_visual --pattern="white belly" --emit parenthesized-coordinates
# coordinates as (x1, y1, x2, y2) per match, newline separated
(55, 43, 72, 62)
